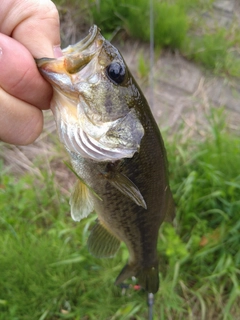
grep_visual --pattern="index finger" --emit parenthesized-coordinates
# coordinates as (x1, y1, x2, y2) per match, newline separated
(0, 33, 52, 110)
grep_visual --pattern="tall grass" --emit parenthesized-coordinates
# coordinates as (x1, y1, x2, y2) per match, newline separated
(52, 0, 240, 78)
(90, 0, 190, 48)
(163, 108, 240, 318)
(0, 108, 240, 319)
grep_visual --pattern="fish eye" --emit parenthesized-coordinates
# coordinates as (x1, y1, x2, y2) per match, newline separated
(106, 62, 125, 84)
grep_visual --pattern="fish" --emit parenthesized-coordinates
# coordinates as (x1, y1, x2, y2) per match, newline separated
(37, 25, 174, 294)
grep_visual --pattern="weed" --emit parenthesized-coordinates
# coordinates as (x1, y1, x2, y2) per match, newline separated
(137, 51, 150, 79)
(183, 30, 240, 77)
(90, 0, 189, 49)
(89, 0, 129, 35)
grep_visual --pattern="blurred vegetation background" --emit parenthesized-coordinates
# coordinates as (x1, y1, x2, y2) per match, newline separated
(55, 0, 240, 77)
(1, 0, 240, 319)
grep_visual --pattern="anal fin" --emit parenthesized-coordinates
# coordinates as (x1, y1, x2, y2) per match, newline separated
(115, 264, 136, 286)
(87, 221, 121, 258)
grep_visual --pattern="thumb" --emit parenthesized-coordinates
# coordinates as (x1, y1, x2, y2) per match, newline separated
(3, 0, 61, 58)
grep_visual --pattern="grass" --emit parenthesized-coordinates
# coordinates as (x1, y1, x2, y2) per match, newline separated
(89, 0, 190, 47)
(184, 30, 240, 77)
(52, 0, 240, 78)
(0, 108, 240, 319)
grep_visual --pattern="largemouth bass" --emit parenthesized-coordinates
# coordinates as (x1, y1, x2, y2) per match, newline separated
(37, 25, 174, 294)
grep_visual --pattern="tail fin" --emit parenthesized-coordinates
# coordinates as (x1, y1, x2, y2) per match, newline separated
(137, 266, 159, 294)
(115, 264, 159, 294)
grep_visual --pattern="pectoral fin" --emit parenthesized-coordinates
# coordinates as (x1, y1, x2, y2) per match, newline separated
(106, 172, 147, 209)
(87, 221, 121, 258)
(70, 181, 94, 222)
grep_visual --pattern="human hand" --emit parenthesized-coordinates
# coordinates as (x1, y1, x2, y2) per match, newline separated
(0, 0, 61, 145)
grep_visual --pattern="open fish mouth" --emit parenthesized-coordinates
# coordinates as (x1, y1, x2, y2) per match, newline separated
(36, 26, 144, 162)
(61, 25, 103, 74)
(64, 24, 99, 54)
(36, 25, 104, 83)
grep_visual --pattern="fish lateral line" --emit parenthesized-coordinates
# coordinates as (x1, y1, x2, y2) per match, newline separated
(64, 161, 102, 201)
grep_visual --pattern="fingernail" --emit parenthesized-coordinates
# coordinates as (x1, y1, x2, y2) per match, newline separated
(53, 45, 63, 58)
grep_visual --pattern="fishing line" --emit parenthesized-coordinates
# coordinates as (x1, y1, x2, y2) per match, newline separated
(148, 293, 154, 320)
(148, 1, 155, 319)
(147, 1, 155, 319)
(149, 0, 154, 109)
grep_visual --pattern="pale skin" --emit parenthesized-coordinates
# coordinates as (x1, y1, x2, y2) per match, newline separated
(0, 0, 62, 145)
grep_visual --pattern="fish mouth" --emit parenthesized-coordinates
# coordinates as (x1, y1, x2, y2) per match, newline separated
(36, 25, 103, 78)
(65, 24, 99, 54)
(36, 26, 145, 162)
